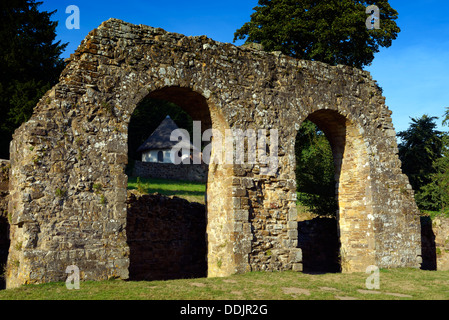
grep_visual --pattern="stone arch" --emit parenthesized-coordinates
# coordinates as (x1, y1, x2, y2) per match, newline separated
(125, 85, 242, 280)
(300, 109, 375, 272)
(144, 87, 212, 131)
(125, 85, 232, 280)
(5, 19, 422, 288)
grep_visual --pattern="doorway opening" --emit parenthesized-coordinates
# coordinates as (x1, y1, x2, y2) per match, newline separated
(295, 115, 341, 273)
(125, 87, 211, 281)
(296, 109, 374, 273)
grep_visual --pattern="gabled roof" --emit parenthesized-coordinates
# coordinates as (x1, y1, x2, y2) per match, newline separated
(137, 116, 197, 152)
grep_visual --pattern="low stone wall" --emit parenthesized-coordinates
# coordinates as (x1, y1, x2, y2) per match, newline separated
(1, 151, 448, 287)
(126, 191, 207, 281)
(421, 216, 449, 271)
(297, 217, 340, 273)
(0, 159, 10, 289)
(433, 217, 449, 270)
(133, 161, 208, 183)
(296, 215, 449, 272)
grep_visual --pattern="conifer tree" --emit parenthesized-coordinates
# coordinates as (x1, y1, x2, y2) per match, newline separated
(0, 0, 67, 159)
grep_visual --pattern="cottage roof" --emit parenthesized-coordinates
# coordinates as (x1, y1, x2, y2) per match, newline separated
(137, 116, 197, 152)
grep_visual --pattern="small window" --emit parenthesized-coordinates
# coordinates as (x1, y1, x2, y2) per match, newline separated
(157, 151, 163, 163)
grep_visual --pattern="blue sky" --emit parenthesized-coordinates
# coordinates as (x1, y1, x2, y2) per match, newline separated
(40, 0, 449, 133)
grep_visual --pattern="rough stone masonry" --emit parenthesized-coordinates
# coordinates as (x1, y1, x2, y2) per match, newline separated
(5, 19, 422, 288)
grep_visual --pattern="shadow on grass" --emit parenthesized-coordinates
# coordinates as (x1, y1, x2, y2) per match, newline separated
(297, 217, 341, 274)
(420, 216, 437, 270)
(126, 192, 207, 281)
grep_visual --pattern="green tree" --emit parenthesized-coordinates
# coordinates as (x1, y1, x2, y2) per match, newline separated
(234, 0, 400, 69)
(398, 115, 443, 192)
(416, 108, 449, 212)
(295, 120, 337, 216)
(397, 115, 444, 211)
(0, 0, 67, 159)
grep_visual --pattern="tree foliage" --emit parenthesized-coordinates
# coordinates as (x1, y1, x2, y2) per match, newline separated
(234, 0, 400, 69)
(398, 114, 449, 212)
(416, 109, 449, 213)
(295, 120, 337, 216)
(398, 116, 443, 193)
(0, 0, 67, 159)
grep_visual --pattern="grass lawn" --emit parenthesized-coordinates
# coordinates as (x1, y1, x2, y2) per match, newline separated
(127, 176, 206, 204)
(0, 269, 448, 300)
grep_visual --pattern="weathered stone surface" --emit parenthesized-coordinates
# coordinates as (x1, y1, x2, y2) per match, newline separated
(0, 159, 10, 289)
(433, 217, 449, 270)
(133, 161, 208, 183)
(5, 18, 422, 288)
(126, 191, 206, 280)
(421, 216, 449, 271)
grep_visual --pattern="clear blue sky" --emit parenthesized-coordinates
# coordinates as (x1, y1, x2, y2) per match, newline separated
(40, 0, 449, 133)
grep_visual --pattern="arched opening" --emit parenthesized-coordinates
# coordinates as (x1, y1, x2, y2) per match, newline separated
(296, 109, 375, 273)
(125, 86, 212, 281)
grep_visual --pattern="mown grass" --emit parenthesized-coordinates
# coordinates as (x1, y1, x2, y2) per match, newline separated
(1, 269, 448, 300)
(127, 176, 206, 204)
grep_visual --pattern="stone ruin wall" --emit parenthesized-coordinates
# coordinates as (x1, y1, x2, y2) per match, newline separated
(432, 218, 449, 270)
(421, 216, 449, 271)
(0, 160, 10, 288)
(133, 161, 208, 183)
(1, 173, 208, 286)
(3, 19, 425, 287)
(126, 191, 207, 281)
(1, 157, 449, 288)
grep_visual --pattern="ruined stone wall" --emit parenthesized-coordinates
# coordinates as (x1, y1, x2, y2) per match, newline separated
(0, 160, 10, 288)
(126, 191, 207, 280)
(297, 217, 340, 273)
(433, 217, 449, 270)
(421, 216, 449, 271)
(133, 161, 208, 183)
(5, 18, 422, 287)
